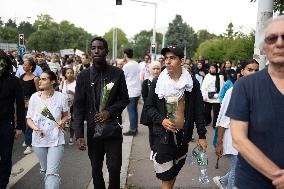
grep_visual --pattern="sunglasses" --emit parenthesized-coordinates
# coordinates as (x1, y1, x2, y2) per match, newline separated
(264, 34, 284, 45)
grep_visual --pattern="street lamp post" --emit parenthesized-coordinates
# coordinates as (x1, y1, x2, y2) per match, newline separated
(130, 0, 157, 60)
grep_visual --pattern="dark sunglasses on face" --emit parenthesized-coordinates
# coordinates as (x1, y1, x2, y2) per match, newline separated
(264, 34, 284, 45)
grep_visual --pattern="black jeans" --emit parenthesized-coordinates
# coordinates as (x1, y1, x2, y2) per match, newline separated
(88, 138, 122, 189)
(0, 120, 15, 189)
(204, 102, 220, 128)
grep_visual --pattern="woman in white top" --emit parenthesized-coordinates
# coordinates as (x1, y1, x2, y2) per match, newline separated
(201, 64, 224, 128)
(59, 68, 76, 145)
(26, 70, 69, 189)
(213, 59, 259, 189)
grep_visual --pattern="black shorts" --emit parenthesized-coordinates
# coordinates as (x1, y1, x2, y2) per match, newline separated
(153, 131, 188, 181)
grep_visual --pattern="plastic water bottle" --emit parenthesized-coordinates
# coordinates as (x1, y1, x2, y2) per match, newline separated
(197, 147, 210, 184)
(186, 146, 199, 165)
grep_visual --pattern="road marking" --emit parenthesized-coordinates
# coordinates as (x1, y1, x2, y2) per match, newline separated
(7, 153, 38, 188)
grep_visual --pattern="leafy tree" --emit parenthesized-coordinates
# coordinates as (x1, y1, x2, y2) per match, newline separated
(5, 19, 17, 28)
(33, 14, 57, 31)
(274, 0, 284, 14)
(250, 0, 284, 14)
(196, 29, 217, 48)
(224, 22, 234, 38)
(0, 17, 3, 28)
(18, 21, 35, 39)
(0, 27, 18, 43)
(195, 36, 254, 64)
(27, 15, 93, 52)
(165, 15, 197, 58)
(131, 29, 163, 59)
(103, 28, 129, 59)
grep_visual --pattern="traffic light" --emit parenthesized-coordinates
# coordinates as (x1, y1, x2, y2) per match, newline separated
(19, 34, 24, 46)
(151, 43, 156, 54)
(116, 0, 122, 5)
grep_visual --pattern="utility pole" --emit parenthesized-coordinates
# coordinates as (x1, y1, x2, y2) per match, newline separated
(254, 0, 273, 70)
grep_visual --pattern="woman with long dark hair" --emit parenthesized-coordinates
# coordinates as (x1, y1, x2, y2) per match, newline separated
(20, 57, 40, 155)
(201, 64, 224, 128)
(26, 70, 69, 189)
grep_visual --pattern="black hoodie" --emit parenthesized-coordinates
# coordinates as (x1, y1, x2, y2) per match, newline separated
(0, 50, 25, 130)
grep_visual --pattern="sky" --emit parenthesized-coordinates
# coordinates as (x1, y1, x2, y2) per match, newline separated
(1, 0, 258, 39)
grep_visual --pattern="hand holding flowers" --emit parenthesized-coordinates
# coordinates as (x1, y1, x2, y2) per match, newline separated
(162, 96, 178, 132)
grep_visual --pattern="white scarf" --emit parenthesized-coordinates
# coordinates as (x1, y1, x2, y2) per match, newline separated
(155, 67, 193, 101)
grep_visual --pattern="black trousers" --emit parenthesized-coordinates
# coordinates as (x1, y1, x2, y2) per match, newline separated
(0, 120, 15, 189)
(88, 138, 122, 189)
(204, 102, 220, 128)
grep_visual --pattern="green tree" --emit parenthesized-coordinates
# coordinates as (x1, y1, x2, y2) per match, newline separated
(250, 0, 284, 14)
(195, 36, 254, 64)
(131, 30, 163, 59)
(165, 15, 197, 58)
(33, 14, 57, 31)
(0, 27, 18, 43)
(0, 17, 4, 28)
(27, 15, 92, 52)
(5, 19, 17, 28)
(103, 28, 129, 59)
(18, 21, 35, 39)
(274, 0, 284, 14)
(196, 29, 217, 48)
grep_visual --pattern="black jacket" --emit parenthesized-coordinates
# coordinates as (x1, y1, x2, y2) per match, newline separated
(140, 79, 153, 126)
(145, 77, 207, 144)
(0, 74, 25, 130)
(73, 64, 129, 139)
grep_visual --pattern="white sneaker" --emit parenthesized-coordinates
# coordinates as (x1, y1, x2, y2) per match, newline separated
(68, 138, 74, 145)
(23, 146, 33, 155)
(213, 176, 225, 189)
(22, 142, 27, 147)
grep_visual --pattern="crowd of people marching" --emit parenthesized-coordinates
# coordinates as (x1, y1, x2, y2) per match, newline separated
(0, 15, 284, 189)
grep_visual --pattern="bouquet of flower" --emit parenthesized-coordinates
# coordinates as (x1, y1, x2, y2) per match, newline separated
(99, 82, 114, 112)
(166, 96, 178, 123)
(41, 105, 56, 122)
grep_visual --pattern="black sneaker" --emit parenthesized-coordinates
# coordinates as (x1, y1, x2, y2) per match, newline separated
(123, 130, 137, 136)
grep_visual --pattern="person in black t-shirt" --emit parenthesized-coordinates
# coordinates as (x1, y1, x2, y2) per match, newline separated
(220, 60, 236, 82)
(0, 50, 25, 189)
(227, 16, 284, 189)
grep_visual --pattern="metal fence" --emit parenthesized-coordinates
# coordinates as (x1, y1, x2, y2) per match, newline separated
(0, 43, 18, 51)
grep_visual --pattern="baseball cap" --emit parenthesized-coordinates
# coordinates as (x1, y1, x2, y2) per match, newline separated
(161, 46, 184, 59)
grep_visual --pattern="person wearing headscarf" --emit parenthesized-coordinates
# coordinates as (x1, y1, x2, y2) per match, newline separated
(140, 61, 161, 160)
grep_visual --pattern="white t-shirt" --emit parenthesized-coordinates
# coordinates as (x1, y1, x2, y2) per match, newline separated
(59, 80, 76, 107)
(26, 91, 68, 147)
(139, 61, 151, 81)
(216, 87, 238, 155)
(123, 61, 141, 98)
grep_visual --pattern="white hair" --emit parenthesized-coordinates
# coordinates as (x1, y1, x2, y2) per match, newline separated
(259, 15, 284, 50)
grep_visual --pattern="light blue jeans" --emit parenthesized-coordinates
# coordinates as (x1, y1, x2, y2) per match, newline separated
(33, 145, 64, 189)
(220, 154, 237, 189)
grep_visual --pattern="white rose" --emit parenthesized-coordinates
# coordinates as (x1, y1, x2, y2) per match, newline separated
(167, 96, 177, 104)
(106, 82, 114, 90)
(40, 105, 46, 112)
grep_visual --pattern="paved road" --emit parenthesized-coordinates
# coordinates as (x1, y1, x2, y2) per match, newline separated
(126, 103, 229, 189)
(8, 110, 132, 189)
(7, 104, 228, 189)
